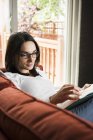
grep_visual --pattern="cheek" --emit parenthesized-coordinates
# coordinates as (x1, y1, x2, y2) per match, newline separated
(28, 58, 36, 64)
(15, 56, 24, 65)
(18, 58, 26, 66)
(33, 58, 36, 63)
(33, 58, 37, 64)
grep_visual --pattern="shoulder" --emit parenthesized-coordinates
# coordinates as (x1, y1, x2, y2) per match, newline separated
(36, 68, 48, 79)
(4, 72, 25, 89)
(4, 72, 24, 82)
(4, 72, 19, 78)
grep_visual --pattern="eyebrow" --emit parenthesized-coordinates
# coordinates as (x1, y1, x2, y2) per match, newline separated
(20, 50, 37, 53)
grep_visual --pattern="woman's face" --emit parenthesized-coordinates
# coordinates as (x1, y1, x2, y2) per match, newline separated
(16, 41, 37, 74)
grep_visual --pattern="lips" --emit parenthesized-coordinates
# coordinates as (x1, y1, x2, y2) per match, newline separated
(27, 64, 33, 67)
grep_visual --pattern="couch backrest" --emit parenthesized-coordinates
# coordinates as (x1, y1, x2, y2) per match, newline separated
(0, 75, 93, 140)
(0, 130, 8, 140)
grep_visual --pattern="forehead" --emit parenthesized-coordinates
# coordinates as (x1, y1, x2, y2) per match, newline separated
(20, 41, 36, 52)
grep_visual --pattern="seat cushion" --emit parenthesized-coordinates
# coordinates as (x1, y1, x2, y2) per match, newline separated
(0, 76, 93, 140)
(0, 130, 8, 140)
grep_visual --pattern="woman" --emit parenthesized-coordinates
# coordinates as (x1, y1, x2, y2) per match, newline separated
(4, 31, 80, 104)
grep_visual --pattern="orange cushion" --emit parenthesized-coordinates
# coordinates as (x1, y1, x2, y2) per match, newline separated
(0, 76, 14, 90)
(0, 130, 8, 140)
(0, 76, 93, 140)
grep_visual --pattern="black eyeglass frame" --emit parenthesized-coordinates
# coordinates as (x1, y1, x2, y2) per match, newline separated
(19, 51, 39, 59)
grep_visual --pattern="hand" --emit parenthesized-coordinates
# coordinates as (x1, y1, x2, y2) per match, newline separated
(50, 84, 81, 104)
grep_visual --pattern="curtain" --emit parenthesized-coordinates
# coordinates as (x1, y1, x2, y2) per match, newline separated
(64, 0, 82, 86)
(78, 0, 93, 87)
(0, 0, 10, 67)
(0, 0, 10, 33)
(9, 0, 18, 32)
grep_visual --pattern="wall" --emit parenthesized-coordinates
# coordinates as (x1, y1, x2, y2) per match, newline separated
(78, 0, 93, 87)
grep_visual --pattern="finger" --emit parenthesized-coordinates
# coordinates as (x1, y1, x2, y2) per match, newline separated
(68, 90, 81, 96)
(74, 86, 81, 91)
(63, 84, 81, 91)
(68, 94, 79, 100)
(63, 84, 74, 87)
(63, 85, 79, 92)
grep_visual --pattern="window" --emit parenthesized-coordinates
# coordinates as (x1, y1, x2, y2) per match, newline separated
(0, 0, 81, 86)
(17, 0, 66, 86)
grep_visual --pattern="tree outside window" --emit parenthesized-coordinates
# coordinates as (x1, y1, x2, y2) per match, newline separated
(18, 0, 65, 38)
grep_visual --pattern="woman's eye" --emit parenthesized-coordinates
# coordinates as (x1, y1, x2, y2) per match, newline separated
(32, 52, 36, 55)
(21, 53, 27, 56)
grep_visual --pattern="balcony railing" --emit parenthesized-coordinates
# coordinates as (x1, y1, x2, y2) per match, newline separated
(35, 37, 64, 85)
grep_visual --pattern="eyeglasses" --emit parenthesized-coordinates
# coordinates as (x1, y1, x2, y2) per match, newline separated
(19, 51, 39, 59)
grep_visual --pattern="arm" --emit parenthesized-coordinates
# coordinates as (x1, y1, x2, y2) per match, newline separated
(49, 84, 81, 104)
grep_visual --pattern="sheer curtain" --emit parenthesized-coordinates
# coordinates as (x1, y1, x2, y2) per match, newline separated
(0, 0, 10, 33)
(64, 0, 82, 86)
(9, 0, 18, 32)
(0, 0, 10, 67)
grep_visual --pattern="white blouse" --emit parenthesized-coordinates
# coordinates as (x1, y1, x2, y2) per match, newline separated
(4, 69, 56, 102)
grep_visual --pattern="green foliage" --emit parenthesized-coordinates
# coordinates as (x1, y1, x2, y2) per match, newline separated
(29, 0, 65, 22)
(18, 0, 65, 32)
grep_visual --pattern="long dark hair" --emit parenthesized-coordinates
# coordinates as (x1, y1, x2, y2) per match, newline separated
(5, 32, 40, 76)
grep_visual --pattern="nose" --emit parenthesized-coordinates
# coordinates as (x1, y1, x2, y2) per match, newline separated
(27, 55, 32, 62)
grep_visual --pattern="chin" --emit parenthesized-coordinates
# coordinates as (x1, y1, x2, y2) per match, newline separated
(25, 64, 34, 71)
(27, 66, 34, 70)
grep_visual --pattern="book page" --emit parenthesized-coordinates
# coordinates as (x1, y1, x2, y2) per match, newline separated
(57, 99, 76, 109)
(79, 84, 93, 99)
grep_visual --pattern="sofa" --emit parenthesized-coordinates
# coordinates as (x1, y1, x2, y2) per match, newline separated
(0, 73, 93, 140)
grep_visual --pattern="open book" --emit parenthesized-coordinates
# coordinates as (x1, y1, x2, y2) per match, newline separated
(57, 84, 93, 109)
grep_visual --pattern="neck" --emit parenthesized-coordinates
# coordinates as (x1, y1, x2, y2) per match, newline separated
(15, 69, 30, 76)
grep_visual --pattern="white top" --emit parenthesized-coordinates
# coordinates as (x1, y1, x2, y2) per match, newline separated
(4, 69, 56, 102)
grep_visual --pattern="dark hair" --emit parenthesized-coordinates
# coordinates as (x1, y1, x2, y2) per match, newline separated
(5, 32, 40, 76)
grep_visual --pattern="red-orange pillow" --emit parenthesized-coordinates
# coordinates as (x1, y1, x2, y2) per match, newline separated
(0, 75, 14, 90)
(0, 130, 8, 140)
(0, 76, 93, 140)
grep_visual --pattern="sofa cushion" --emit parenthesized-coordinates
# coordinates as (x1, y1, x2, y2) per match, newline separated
(0, 75, 14, 90)
(0, 76, 93, 140)
(0, 130, 8, 140)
